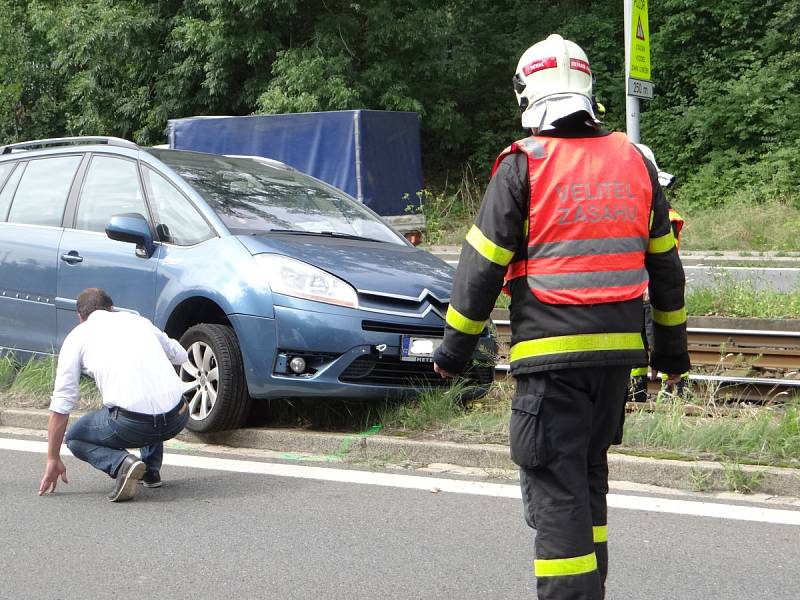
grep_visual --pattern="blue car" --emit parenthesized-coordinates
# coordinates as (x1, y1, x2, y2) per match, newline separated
(0, 137, 495, 432)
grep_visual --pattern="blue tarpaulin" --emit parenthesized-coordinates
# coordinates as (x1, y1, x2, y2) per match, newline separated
(167, 110, 423, 216)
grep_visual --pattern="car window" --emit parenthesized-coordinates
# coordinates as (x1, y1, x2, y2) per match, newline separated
(0, 162, 21, 221)
(6, 155, 82, 226)
(75, 156, 149, 233)
(150, 150, 404, 245)
(0, 162, 14, 190)
(142, 167, 214, 246)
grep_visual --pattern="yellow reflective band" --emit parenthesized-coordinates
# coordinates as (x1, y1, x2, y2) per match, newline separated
(652, 306, 687, 326)
(593, 525, 608, 543)
(534, 552, 598, 577)
(649, 210, 654, 229)
(630, 367, 649, 377)
(523, 219, 529, 237)
(445, 305, 486, 336)
(668, 208, 683, 222)
(510, 333, 644, 362)
(647, 230, 675, 254)
(465, 225, 514, 266)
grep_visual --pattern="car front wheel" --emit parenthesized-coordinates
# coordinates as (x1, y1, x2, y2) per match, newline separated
(179, 323, 251, 433)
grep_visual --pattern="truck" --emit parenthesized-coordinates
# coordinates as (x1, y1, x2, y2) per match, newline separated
(167, 110, 426, 241)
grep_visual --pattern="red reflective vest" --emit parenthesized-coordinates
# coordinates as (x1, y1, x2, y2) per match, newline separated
(495, 133, 653, 305)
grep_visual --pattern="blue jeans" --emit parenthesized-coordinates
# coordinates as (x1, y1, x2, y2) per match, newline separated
(65, 401, 189, 477)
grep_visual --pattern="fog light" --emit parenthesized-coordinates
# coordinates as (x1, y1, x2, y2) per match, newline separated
(289, 356, 307, 374)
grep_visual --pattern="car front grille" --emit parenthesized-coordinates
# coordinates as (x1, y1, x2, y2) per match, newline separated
(339, 355, 494, 387)
(361, 320, 445, 337)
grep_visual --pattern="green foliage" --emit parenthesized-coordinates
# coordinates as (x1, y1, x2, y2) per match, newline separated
(686, 276, 800, 319)
(0, 354, 18, 391)
(8, 356, 58, 399)
(413, 166, 482, 245)
(0, 0, 798, 210)
(3, 356, 101, 408)
(379, 381, 469, 432)
(623, 398, 800, 468)
(644, 0, 800, 210)
(721, 460, 765, 494)
(680, 199, 800, 252)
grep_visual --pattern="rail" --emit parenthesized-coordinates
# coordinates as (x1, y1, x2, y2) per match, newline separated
(489, 320, 800, 401)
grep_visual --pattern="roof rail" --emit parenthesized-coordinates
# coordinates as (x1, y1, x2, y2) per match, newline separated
(224, 154, 295, 171)
(0, 136, 139, 155)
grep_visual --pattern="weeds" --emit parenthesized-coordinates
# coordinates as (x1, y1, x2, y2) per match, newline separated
(0, 354, 18, 391)
(679, 199, 800, 252)
(689, 466, 713, 492)
(1, 351, 797, 486)
(378, 377, 512, 443)
(686, 275, 800, 318)
(379, 380, 471, 432)
(9, 356, 58, 399)
(722, 460, 765, 493)
(1, 355, 100, 410)
(623, 393, 800, 468)
(413, 167, 483, 246)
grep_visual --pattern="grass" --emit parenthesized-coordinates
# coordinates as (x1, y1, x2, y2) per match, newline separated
(493, 279, 800, 318)
(622, 391, 800, 468)
(721, 461, 766, 494)
(1, 354, 797, 493)
(418, 173, 800, 253)
(378, 372, 800, 470)
(378, 378, 511, 444)
(686, 276, 800, 318)
(679, 199, 800, 252)
(0, 355, 100, 410)
(0, 354, 17, 391)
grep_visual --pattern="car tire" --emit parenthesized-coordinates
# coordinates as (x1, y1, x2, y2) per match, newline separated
(179, 323, 251, 433)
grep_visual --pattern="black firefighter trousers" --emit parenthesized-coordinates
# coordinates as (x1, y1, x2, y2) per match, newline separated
(511, 366, 629, 600)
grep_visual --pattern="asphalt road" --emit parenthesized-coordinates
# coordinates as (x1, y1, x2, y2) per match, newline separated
(2, 436, 799, 600)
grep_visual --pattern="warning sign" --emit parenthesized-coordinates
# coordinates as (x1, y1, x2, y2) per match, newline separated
(629, 0, 651, 81)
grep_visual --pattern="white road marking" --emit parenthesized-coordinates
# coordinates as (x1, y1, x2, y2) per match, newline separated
(4, 436, 799, 526)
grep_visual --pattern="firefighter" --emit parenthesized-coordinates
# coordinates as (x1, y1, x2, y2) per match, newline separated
(630, 143, 687, 401)
(433, 34, 690, 599)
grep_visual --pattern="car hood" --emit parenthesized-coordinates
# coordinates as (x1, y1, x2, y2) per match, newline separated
(237, 234, 454, 300)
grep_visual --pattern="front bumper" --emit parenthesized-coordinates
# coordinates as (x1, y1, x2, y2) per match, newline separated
(230, 302, 496, 401)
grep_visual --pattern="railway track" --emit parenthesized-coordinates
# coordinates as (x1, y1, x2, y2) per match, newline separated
(490, 320, 800, 402)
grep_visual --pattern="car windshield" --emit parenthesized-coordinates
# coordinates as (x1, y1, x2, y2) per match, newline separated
(147, 149, 405, 245)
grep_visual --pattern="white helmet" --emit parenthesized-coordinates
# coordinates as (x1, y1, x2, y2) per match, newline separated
(635, 143, 676, 188)
(513, 34, 597, 131)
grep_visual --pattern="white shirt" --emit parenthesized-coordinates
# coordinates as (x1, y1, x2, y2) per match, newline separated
(50, 310, 189, 415)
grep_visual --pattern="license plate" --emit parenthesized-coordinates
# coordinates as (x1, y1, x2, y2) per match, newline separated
(400, 336, 443, 362)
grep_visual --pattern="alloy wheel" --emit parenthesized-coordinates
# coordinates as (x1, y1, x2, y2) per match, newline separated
(180, 340, 220, 421)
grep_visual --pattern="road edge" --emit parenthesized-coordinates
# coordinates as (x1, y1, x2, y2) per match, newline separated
(2, 407, 798, 497)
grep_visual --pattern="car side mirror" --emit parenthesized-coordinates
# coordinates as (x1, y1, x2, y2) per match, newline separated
(106, 213, 156, 258)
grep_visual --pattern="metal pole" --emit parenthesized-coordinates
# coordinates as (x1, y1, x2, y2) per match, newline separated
(623, 0, 640, 142)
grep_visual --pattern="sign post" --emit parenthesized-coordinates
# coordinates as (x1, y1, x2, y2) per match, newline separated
(624, 0, 653, 142)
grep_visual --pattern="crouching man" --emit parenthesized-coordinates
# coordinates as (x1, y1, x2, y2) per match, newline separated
(39, 288, 190, 502)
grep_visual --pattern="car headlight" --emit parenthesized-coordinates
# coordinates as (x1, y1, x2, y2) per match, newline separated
(255, 254, 358, 308)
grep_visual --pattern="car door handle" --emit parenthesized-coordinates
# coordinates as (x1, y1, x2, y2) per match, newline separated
(60, 252, 84, 264)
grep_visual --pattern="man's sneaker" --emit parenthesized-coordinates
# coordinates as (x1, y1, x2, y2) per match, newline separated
(140, 471, 162, 488)
(108, 454, 145, 502)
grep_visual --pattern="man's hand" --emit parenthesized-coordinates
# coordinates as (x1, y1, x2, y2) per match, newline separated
(433, 362, 457, 379)
(39, 458, 68, 495)
(650, 370, 683, 387)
